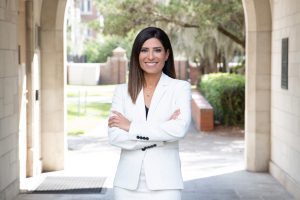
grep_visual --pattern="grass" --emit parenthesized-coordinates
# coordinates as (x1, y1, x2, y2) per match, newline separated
(67, 85, 115, 136)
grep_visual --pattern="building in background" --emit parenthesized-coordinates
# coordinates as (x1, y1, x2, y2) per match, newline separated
(66, 0, 103, 62)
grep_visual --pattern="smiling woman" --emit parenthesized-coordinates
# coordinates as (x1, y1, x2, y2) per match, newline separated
(107, 27, 191, 200)
(139, 38, 169, 76)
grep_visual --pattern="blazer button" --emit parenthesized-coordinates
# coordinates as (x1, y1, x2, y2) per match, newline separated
(142, 147, 146, 151)
(146, 137, 149, 140)
(142, 137, 146, 140)
(137, 136, 140, 139)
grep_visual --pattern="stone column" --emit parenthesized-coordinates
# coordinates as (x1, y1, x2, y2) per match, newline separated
(24, 0, 43, 178)
(18, 0, 27, 183)
(40, 0, 68, 171)
(243, 0, 272, 172)
(110, 47, 127, 84)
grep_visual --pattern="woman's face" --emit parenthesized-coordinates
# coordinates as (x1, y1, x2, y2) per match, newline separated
(139, 38, 169, 76)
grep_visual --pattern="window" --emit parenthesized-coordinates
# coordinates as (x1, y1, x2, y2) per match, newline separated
(80, 0, 92, 14)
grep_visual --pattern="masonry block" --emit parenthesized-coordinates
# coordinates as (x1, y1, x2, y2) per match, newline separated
(191, 89, 214, 131)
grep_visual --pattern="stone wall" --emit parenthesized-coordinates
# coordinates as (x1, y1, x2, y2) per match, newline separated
(0, 0, 20, 199)
(269, 1, 300, 199)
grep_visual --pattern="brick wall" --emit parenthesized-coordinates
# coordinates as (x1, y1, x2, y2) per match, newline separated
(191, 89, 214, 132)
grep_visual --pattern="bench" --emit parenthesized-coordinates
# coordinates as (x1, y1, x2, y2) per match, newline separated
(191, 89, 214, 131)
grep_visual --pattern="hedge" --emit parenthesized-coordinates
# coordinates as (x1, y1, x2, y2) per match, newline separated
(199, 73, 245, 126)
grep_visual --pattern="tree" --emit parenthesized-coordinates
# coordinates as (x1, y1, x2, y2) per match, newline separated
(84, 33, 134, 63)
(95, 0, 245, 73)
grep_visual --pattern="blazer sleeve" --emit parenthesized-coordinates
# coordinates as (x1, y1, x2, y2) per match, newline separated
(128, 81, 191, 142)
(108, 85, 164, 150)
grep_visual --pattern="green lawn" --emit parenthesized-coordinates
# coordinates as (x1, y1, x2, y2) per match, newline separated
(66, 85, 115, 136)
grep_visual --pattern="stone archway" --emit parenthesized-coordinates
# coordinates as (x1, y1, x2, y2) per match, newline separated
(37, 0, 273, 173)
(0, 0, 275, 198)
(242, 0, 272, 172)
(40, 0, 68, 171)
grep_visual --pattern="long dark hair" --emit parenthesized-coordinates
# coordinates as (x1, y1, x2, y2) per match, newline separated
(128, 27, 176, 103)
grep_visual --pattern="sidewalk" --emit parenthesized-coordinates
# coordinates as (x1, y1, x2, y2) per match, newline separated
(15, 123, 295, 200)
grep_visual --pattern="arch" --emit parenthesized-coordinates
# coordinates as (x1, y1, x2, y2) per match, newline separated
(37, 0, 273, 173)
(40, 0, 68, 171)
(242, 0, 272, 171)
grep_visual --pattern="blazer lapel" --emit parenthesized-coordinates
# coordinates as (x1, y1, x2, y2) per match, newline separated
(135, 87, 147, 122)
(147, 73, 171, 120)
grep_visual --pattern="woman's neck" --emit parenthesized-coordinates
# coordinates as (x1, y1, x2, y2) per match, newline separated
(144, 73, 161, 88)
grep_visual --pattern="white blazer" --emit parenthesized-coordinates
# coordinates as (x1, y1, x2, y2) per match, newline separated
(108, 73, 191, 190)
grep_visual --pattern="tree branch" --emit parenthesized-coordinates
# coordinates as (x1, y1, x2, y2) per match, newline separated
(155, 12, 245, 49)
(153, 12, 199, 28)
(217, 25, 245, 48)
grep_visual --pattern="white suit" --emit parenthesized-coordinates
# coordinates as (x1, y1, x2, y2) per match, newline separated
(108, 73, 191, 191)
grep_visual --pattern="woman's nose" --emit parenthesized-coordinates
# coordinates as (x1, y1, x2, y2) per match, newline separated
(147, 50, 154, 60)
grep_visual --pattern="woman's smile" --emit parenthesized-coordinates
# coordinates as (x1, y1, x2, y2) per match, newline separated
(145, 62, 158, 67)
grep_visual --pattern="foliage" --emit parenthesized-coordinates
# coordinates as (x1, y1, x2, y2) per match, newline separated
(95, 0, 245, 72)
(84, 34, 134, 63)
(199, 73, 245, 126)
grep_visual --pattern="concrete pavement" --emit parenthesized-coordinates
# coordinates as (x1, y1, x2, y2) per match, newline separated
(15, 123, 295, 200)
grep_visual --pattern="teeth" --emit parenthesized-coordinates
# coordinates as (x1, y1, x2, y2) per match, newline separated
(146, 62, 157, 66)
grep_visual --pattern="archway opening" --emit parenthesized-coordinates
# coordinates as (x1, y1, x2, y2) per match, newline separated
(19, 0, 273, 196)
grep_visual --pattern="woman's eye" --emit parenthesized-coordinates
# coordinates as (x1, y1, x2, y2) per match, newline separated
(154, 49, 162, 53)
(140, 49, 148, 53)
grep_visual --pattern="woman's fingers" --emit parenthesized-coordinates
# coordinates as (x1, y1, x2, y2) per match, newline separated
(108, 115, 120, 128)
(108, 111, 131, 132)
(112, 110, 122, 117)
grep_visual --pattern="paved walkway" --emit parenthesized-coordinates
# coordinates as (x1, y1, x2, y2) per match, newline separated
(15, 123, 295, 200)
(16, 85, 295, 199)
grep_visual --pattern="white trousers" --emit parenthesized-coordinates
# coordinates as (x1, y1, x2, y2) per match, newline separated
(113, 165, 181, 200)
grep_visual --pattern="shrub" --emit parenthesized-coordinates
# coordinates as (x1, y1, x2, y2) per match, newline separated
(84, 34, 134, 63)
(199, 73, 245, 126)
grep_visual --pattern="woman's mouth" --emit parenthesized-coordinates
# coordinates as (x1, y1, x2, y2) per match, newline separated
(145, 62, 158, 67)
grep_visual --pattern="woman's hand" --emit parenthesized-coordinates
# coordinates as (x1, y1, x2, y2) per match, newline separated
(169, 109, 180, 120)
(108, 111, 131, 132)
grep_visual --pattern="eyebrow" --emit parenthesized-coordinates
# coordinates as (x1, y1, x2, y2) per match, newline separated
(141, 46, 163, 49)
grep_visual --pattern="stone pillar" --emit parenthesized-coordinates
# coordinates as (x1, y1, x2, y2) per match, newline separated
(0, 0, 20, 199)
(99, 58, 111, 84)
(17, 0, 27, 184)
(110, 47, 127, 84)
(24, 0, 43, 178)
(99, 47, 128, 85)
(243, 0, 272, 172)
(40, 0, 68, 171)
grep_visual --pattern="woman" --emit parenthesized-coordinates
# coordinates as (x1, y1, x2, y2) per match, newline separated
(108, 27, 191, 200)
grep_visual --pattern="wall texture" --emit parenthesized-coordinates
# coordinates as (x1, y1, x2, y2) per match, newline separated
(0, 0, 20, 199)
(269, 1, 300, 199)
